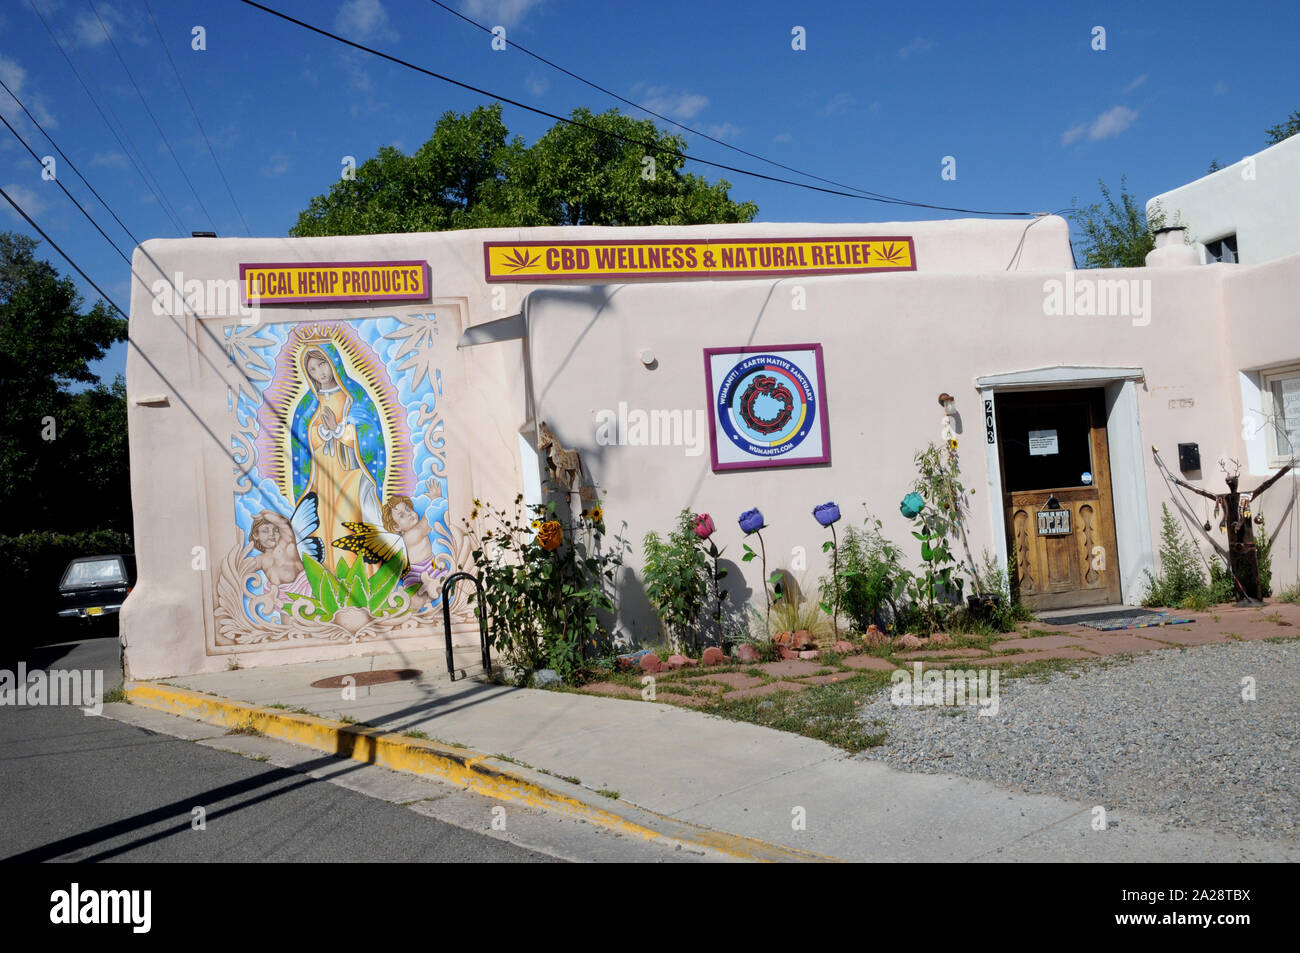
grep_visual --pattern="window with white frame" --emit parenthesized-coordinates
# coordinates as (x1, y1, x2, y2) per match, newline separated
(1261, 363, 1300, 467)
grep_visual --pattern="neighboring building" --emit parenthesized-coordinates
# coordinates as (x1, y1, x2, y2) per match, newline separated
(1146, 134, 1300, 265)
(121, 216, 1300, 679)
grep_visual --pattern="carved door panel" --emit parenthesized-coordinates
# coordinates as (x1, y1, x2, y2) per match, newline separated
(998, 388, 1121, 610)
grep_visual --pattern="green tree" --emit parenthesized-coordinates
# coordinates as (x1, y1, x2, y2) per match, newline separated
(0, 232, 129, 536)
(1265, 109, 1300, 145)
(291, 104, 757, 236)
(1070, 176, 1170, 269)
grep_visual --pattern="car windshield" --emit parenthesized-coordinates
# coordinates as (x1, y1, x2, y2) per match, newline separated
(63, 558, 125, 587)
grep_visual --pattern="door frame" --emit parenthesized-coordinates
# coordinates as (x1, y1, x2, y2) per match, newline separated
(975, 366, 1154, 607)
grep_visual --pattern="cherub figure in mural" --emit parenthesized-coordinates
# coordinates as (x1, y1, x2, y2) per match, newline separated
(297, 345, 383, 572)
(248, 494, 324, 604)
(333, 494, 445, 611)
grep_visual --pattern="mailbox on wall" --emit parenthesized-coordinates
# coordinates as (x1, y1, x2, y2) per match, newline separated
(1178, 442, 1201, 472)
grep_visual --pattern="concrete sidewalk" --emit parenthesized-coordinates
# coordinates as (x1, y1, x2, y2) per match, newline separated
(132, 649, 1298, 862)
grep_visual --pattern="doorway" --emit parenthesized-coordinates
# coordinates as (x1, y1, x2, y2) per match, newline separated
(996, 388, 1122, 610)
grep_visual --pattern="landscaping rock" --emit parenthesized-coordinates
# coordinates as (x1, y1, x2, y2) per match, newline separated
(833, 640, 855, 654)
(532, 669, 561, 688)
(736, 643, 761, 663)
(863, 625, 888, 648)
(639, 653, 662, 672)
(792, 629, 814, 650)
(897, 633, 926, 651)
(773, 631, 793, 646)
(797, 649, 820, 660)
(617, 649, 652, 671)
(778, 646, 799, 660)
(665, 654, 698, 669)
(701, 646, 726, 666)
(930, 632, 952, 645)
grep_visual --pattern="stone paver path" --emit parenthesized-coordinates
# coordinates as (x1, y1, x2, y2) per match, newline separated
(578, 601, 1300, 708)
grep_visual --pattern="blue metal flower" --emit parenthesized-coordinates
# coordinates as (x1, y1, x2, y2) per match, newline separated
(900, 492, 924, 519)
(738, 508, 765, 534)
(813, 502, 841, 526)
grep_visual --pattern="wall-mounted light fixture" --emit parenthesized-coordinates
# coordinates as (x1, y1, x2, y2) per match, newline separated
(938, 392, 957, 415)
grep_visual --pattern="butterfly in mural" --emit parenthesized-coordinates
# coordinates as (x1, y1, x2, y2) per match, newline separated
(332, 521, 410, 572)
(291, 493, 325, 563)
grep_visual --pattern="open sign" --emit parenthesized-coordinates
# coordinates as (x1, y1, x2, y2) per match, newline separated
(1037, 508, 1072, 536)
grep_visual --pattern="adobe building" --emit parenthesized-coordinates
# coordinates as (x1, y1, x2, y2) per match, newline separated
(121, 215, 1300, 679)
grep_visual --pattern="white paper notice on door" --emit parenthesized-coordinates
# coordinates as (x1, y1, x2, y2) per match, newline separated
(1028, 429, 1059, 456)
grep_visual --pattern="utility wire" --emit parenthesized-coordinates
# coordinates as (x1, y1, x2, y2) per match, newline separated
(86, 0, 218, 231)
(25, 0, 186, 236)
(426, 0, 953, 211)
(238, 0, 1037, 218)
(0, 182, 238, 466)
(0, 74, 142, 250)
(142, 0, 251, 236)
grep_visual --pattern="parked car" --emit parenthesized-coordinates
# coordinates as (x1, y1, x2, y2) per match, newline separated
(57, 554, 136, 624)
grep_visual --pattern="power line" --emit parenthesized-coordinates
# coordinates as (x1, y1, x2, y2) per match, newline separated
(237, 0, 1037, 218)
(141, 0, 252, 236)
(25, 0, 186, 235)
(426, 0, 931, 210)
(85, 0, 218, 231)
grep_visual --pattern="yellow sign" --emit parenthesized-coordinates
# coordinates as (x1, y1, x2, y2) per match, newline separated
(239, 260, 430, 305)
(483, 237, 915, 282)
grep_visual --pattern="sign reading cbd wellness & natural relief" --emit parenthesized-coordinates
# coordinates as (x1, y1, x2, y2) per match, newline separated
(240, 260, 430, 305)
(484, 236, 915, 282)
(704, 344, 831, 472)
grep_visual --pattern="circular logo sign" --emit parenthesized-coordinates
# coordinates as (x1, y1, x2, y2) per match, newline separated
(1081, 471, 1094, 485)
(716, 354, 817, 458)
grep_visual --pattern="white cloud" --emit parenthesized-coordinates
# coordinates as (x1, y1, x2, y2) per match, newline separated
(774, 132, 792, 143)
(91, 151, 129, 169)
(897, 36, 935, 59)
(1061, 105, 1139, 145)
(0, 55, 56, 130)
(72, 3, 146, 48)
(820, 92, 855, 116)
(1123, 74, 1147, 94)
(1214, 80, 1228, 95)
(631, 83, 709, 120)
(461, 0, 545, 27)
(2, 183, 45, 222)
(526, 73, 549, 96)
(335, 0, 399, 42)
(705, 122, 740, 140)
(262, 153, 290, 177)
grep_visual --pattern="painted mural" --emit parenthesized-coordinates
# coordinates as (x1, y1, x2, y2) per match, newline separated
(214, 314, 470, 646)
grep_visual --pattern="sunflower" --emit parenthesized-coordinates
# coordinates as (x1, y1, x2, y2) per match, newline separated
(590, 505, 604, 524)
(947, 438, 958, 451)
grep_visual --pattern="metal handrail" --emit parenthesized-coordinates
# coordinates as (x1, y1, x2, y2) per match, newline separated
(441, 571, 491, 681)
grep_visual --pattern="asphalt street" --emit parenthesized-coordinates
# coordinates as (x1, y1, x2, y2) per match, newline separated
(0, 634, 554, 863)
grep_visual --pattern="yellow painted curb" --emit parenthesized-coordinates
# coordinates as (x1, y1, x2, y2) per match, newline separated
(126, 682, 835, 863)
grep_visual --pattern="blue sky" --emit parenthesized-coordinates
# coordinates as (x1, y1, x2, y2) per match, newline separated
(1, 0, 1297, 382)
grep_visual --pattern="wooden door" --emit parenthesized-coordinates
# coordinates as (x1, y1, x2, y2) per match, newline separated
(997, 388, 1122, 610)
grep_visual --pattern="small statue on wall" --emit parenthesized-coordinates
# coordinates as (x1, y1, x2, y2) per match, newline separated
(537, 420, 584, 495)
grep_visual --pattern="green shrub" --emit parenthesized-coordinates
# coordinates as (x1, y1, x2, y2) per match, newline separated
(642, 508, 709, 653)
(1143, 503, 1207, 607)
(1256, 515, 1273, 598)
(973, 550, 1035, 631)
(818, 514, 906, 632)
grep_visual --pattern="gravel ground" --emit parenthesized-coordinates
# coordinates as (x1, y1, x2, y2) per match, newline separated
(856, 638, 1299, 840)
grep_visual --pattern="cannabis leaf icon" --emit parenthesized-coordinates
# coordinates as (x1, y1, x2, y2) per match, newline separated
(502, 248, 541, 272)
(873, 242, 905, 264)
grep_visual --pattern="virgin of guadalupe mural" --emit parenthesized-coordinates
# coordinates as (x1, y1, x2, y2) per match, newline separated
(216, 317, 462, 646)
(295, 343, 383, 573)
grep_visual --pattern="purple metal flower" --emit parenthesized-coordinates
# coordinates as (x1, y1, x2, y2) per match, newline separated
(738, 508, 765, 534)
(813, 502, 841, 526)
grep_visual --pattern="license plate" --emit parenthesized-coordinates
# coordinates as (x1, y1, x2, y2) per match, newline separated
(86, 606, 104, 616)
(1037, 509, 1072, 536)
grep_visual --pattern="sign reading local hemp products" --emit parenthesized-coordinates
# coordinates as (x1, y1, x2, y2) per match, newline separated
(704, 343, 830, 472)
(483, 236, 915, 282)
(239, 260, 430, 306)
